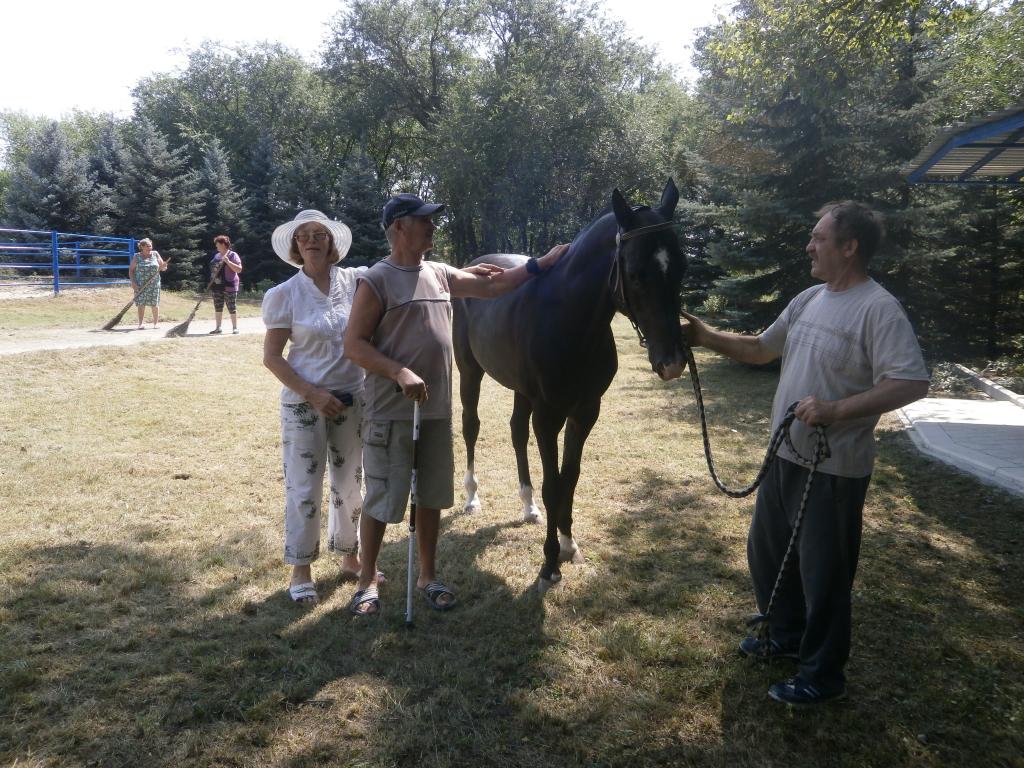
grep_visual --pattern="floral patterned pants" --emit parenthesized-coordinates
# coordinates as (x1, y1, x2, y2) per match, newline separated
(280, 399, 363, 565)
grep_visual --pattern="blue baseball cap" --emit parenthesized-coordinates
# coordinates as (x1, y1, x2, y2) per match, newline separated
(381, 193, 445, 230)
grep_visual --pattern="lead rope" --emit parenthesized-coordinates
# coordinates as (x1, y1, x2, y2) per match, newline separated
(680, 343, 830, 659)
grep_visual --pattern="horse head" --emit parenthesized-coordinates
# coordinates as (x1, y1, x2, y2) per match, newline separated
(610, 178, 688, 381)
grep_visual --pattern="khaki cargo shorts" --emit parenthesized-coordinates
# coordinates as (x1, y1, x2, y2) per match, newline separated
(362, 418, 455, 524)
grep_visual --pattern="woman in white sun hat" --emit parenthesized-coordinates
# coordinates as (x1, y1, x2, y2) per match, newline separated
(262, 209, 382, 605)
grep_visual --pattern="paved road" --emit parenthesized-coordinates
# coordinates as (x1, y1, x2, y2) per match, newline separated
(898, 398, 1024, 498)
(0, 316, 267, 356)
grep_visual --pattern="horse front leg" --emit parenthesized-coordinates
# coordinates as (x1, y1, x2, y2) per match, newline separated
(556, 398, 601, 565)
(458, 355, 485, 514)
(532, 407, 566, 593)
(511, 392, 541, 524)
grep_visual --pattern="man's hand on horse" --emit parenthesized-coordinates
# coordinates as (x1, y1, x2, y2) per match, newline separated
(795, 395, 837, 426)
(464, 263, 504, 278)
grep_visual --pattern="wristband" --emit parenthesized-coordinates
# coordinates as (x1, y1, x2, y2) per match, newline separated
(526, 257, 542, 275)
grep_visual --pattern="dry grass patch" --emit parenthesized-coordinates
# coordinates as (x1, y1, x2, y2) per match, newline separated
(0, 318, 1021, 767)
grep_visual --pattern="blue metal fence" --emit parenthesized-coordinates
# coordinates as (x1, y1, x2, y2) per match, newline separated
(0, 227, 137, 294)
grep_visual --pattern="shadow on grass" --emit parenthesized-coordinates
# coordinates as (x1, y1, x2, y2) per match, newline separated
(0, 519, 608, 767)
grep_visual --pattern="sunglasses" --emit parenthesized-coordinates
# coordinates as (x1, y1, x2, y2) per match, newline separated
(294, 231, 330, 244)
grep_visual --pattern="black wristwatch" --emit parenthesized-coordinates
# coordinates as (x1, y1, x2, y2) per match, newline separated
(526, 257, 542, 275)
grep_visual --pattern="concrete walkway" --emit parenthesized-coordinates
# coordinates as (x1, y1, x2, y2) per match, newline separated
(898, 397, 1024, 498)
(0, 316, 267, 356)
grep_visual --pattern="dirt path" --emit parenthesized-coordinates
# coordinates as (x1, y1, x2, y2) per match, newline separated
(0, 316, 267, 356)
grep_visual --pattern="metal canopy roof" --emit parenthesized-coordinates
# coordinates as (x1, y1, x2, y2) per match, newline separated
(904, 104, 1024, 185)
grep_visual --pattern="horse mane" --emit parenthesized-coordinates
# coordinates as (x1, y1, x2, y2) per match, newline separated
(570, 203, 657, 250)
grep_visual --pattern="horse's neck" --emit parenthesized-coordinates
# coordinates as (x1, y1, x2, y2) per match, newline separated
(564, 216, 617, 300)
(550, 216, 618, 338)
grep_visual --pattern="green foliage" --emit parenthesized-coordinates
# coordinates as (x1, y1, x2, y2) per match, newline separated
(689, 0, 1000, 347)
(2, 0, 1021, 360)
(2, 121, 108, 232)
(198, 137, 251, 269)
(112, 118, 205, 287)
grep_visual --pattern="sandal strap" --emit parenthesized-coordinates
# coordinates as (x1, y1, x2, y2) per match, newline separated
(349, 585, 379, 611)
(289, 581, 318, 601)
(423, 581, 454, 598)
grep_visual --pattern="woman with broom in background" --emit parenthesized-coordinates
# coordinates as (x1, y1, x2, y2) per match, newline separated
(128, 238, 168, 329)
(208, 235, 243, 334)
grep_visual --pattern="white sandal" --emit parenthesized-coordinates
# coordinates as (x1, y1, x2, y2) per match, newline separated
(288, 581, 318, 604)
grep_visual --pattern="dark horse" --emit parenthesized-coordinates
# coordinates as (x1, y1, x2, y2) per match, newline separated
(453, 179, 688, 590)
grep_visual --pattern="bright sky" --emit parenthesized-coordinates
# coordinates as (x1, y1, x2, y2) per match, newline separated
(1, 0, 727, 120)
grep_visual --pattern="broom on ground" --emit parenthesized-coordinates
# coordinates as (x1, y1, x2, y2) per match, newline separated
(100, 262, 170, 331)
(165, 263, 225, 338)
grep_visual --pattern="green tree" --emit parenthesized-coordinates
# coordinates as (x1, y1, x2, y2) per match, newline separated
(337, 151, 388, 264)
(691, 0, 965, 330)
(198, 137, 251, 268)
(113, 118, 205, 286)
(3, 121, 107, 233)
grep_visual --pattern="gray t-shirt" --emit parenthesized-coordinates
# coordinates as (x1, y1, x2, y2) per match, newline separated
(759, 279, 929, 477)
(358, 258, 459, 421)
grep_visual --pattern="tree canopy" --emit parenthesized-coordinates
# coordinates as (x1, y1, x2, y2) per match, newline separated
(0, 0, 1020, 360)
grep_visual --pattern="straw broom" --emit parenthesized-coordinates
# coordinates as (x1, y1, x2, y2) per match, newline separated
(165, 262, 224, 337)
(100, 261, 170, 331)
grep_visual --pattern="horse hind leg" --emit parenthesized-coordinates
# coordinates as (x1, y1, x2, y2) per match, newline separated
(511, 392, 541, 524)
(456, 330, 485, 515)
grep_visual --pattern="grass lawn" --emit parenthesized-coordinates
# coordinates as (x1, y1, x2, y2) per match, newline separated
(0, 298, 1021, 767)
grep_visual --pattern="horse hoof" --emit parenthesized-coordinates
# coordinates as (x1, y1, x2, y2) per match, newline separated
(558, 547, 583, 564)
(523, 508, 542, 524)
(557, 535, 583, 564)
(464, 499, 481, 514)
(537, 573, 562, 594)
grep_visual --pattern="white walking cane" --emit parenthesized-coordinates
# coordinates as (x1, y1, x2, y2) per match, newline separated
(405, 399, 420, 628)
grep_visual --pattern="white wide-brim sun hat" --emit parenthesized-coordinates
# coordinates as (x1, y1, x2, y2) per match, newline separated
(271, 209, 353, 267)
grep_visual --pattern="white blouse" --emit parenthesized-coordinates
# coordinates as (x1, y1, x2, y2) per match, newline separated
(261, 265, 368, 404)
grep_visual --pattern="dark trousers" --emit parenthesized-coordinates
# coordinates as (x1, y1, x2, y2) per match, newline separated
(748, 457, 870, 693)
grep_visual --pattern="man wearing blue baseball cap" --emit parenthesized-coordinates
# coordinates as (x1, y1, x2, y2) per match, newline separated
(343, 193, 568, 616)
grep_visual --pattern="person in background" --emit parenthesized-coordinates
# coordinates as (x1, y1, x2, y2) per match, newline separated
(128, 238, 168, 329)
(261, 210, 380, 606)
(682, 201, 929, 705)
(209, 235, 243, 334)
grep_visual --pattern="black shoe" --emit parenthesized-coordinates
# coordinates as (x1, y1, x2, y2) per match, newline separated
(209, 328, 223, 335)
(768, 676, 846, 706)
(739, 636, 799, 661)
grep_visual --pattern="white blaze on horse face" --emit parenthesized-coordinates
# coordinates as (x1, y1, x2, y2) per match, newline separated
(652, 246, 671, 276)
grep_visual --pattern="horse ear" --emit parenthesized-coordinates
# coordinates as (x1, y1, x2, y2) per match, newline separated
(657, 178, 679, 218)
(611, 188, 635, 229)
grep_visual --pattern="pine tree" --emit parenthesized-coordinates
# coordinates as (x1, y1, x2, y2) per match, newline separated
(198, 137, 251, 280)
(3, 122, 106, 233)
(88, 119, 131, 233)
(114, 118, 205, 287)
(337, 151, 388, 264)
(240, 131, 288, 286)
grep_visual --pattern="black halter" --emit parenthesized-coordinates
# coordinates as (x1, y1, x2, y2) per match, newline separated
(609, 220, 676, 348)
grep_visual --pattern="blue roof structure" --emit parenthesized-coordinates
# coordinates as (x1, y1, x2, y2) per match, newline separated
(904, 104, 1024, 185)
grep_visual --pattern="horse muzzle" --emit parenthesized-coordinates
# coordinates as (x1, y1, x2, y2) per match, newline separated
(654, 359, 686, 381)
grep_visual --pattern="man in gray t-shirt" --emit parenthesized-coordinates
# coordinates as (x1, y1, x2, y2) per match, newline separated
(344, 193, 568, 617)
(682, 201, 929, 705)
